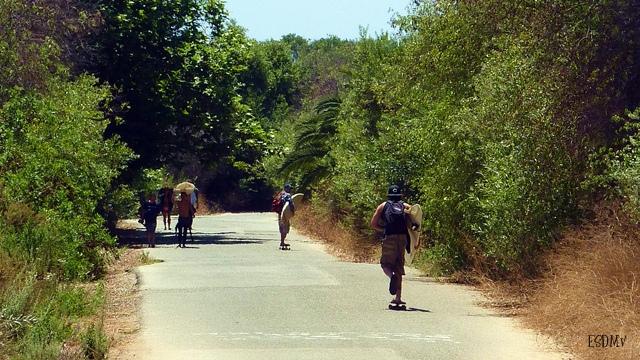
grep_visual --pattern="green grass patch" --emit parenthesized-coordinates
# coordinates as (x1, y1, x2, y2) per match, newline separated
(140, 251, 163, 265)
(81, 321, 109, 360)
(0, 264, 108, 359)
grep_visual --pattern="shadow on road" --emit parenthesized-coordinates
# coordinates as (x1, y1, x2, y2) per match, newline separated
(406, 307, 431, 313)
(387, 307, 431, 313)
(116, 228, 265, 248)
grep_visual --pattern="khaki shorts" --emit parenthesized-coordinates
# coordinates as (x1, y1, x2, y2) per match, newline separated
(380, 234, 407, 275)
(278, 216, 290, 235)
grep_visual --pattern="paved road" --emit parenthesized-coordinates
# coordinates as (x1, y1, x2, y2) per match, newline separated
(123, 213, 565, 360)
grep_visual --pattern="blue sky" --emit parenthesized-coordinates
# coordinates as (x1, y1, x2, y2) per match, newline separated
(223, 0, 412, 41)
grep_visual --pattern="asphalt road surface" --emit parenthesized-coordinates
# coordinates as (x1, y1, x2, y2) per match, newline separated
(122, 213, 565, 360)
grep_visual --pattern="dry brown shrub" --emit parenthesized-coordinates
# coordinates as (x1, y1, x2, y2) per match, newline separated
(195, 192, 222, 215)
(3, 202, 42, 228)
(292, 203, 379, 263)
(517, 202, 639, 360)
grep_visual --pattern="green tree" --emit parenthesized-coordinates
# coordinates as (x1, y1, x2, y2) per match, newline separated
(291, 0, 640, 276)
(240, 38, 303, 126)
(297, 37, 355, 101)
(92, 0, 252, 171)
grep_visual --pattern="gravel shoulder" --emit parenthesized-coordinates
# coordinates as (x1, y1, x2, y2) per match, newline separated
(105, 221, 145, 360)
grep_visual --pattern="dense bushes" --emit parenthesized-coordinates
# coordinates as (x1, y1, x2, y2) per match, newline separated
(279, 0, 640, 276)
(0, 0, 131, 357)
(592, 107, 640, 220)
(0, 0, 132, 277)
(0, 75, 132, 280)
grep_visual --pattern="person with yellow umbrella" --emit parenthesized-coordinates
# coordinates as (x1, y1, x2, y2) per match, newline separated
(174, 180, 197, 248)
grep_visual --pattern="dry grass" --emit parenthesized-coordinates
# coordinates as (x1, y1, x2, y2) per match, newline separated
(292, 203, 379, 263)
(479, 202, 640, 360)
(524, 203, 640, 360)
(115, 219, 139, 231)
(103, 221, 171, 358)
(196, 192, 222, 215)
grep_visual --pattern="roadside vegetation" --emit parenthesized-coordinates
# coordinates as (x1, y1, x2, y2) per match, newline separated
(0, 1, 127, 358)
(277, 1, 640, 277)
(1, 0, 639, 359)
(271, 1, 640, 359)
(523, 201, 640, 359)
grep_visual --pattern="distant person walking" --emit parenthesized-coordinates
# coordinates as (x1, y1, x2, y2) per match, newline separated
(370, 185, 411, 309)
(141, 194, 162, 248)
(175, 191, 194, 248)
(276, 183, 294, 250)
(158, 187, 174, 230)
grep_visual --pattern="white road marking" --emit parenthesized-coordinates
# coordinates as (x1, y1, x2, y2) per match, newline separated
(191, 331, 456, 343)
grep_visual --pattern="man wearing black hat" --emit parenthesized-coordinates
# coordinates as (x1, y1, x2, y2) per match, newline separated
(370, 184, 411, 309)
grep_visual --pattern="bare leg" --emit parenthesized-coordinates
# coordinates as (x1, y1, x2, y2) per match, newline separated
(395, 274, 403, 303)
(383, 266, 403, 302)
(278, 216, 288, 246)
(179, 226, 187, 247)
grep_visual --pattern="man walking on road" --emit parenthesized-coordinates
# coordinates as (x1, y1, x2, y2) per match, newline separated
(370, 184, 411, 308)
(141, 193, 162, 248)
(175, 191, 193, 248)
(277, 183, 294, 249)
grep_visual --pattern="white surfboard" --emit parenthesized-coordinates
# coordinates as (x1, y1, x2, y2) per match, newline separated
(404, 204, 423, 265)
(281, 193, 304, 222)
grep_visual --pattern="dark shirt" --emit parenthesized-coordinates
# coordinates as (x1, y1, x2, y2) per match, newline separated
(383, 201, 408, 236)
(280, 191, 294, 213)
(142, 202, 162, 224)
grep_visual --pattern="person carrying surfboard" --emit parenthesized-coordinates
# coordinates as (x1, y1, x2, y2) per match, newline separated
(370, 184, 412, 309)
(277, 183, 294, 249)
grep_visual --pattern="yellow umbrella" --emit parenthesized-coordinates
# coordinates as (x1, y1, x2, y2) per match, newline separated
(174, 181, 196, 194)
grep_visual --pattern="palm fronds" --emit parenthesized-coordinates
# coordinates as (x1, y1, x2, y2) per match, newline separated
(279, 97, 341, 188)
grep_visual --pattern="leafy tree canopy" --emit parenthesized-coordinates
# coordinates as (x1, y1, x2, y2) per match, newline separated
(92, 0, 253, 173)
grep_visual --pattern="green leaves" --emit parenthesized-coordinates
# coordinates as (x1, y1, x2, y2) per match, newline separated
(0, 75, 131, 279)
(279, 97, 341, 189)
(279, 0, 640, 277)
(1, 76, 132, 217)
(95, 0, 249, 169)
(592, 107, 640, 221)
(0, 0, 133, 282)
